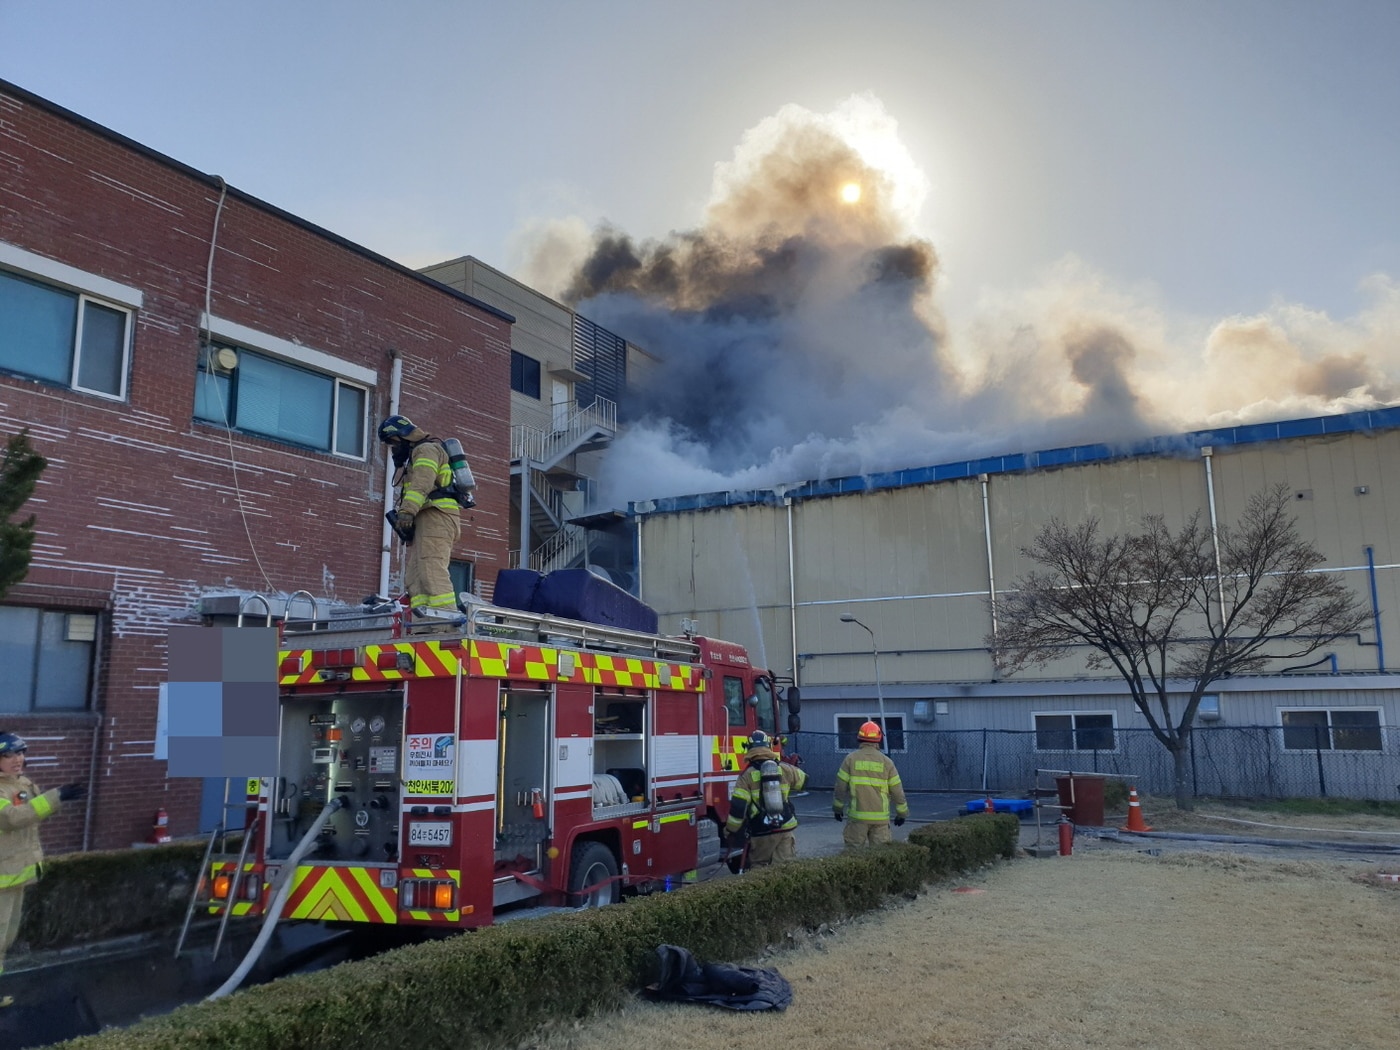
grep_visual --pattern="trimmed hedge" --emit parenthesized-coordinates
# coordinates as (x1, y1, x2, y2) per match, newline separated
(50, 817, 1017, 1050)
(909, 811, 1019, 877)
(20, 841, 206, 950)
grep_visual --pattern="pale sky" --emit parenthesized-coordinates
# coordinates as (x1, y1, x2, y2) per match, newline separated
(5, 1, 1400, 500)
(5, 1, 1397, 320)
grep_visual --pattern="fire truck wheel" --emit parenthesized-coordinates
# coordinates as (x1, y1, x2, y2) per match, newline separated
(568, 841, 620, 908)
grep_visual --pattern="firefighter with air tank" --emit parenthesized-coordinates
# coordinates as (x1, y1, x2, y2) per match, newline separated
(377, 414, 476, 620)
(833, 720, 909, 848)
(723, 730, 807, 867)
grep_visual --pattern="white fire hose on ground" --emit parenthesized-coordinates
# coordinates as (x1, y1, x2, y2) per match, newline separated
(206, 795, 348, 1001)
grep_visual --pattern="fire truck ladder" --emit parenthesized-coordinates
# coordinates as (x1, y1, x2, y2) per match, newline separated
(278, 595, 703, 664)
(173, 779, 261, 960)
(452, 603, 701, 662)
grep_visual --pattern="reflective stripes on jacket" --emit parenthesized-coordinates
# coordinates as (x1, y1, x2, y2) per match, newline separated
(398, 441, 459, 515)
(0, 775, 60, 888)
(833, 743, 909, 823)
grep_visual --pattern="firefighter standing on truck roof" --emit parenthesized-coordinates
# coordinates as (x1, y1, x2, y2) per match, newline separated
(0, 732, 85, 1008)
(723, 730, 807, 868)
(833, 720, 909, 848)
(378, 414, 461, 619)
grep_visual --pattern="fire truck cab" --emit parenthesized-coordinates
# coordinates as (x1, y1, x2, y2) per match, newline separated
(211, 596, 795, 929)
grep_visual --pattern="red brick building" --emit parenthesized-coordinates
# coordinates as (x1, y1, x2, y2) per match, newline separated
(0, 80, 513, 852)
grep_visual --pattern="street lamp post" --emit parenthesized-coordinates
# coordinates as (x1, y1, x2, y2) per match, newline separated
(840, 613, 888, 749)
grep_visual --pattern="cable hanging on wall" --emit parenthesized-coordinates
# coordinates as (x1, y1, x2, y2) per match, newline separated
(198, 175, 276, 594)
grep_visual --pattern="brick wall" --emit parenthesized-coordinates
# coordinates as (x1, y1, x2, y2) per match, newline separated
(0, 83, 512, 850)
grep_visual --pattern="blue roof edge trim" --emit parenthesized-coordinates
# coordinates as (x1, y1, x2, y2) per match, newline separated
(628, 404, 1400, 518)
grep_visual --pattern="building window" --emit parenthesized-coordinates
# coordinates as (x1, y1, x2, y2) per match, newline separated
(0, 268, 132, 400)
(0, 606, 97, 712)
(1034, 712, 1116, 752)
(511, 351, 541, 399)
(195, 342, 367, 458)
(1280, 709, 1383, 751)
(449, 560, 475, 602)
(836, 714, 906, 752)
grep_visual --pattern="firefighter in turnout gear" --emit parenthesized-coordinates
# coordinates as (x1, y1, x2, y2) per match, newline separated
(0, 732, 86, 1006)
(832, 720, 908, 848)
(379, 414, 461, 618)
(723, 730, 807, 868)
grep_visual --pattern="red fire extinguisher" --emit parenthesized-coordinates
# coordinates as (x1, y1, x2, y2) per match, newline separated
(148, 807, 172, 845)
(530, 788, 544, 820)
(1057, 815, 1074, 857)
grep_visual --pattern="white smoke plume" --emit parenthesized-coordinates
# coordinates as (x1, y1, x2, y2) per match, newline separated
(519, 95, 1400, 507)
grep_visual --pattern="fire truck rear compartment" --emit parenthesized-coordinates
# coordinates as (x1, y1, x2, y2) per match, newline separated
(493, 689, 551, 906)
(270, 691, 403, 863)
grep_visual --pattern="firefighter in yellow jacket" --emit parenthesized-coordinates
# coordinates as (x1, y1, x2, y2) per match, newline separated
(379, 415, 462, 618)
(723, 731, 807, 867)
(833, 720, 909, 848)
(0, 732, 85, 1006)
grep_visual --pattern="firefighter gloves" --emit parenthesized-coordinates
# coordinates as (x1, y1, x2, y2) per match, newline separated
(59, 783, 87, 801)
(833, 809, 843, 821)
(893, 814, 906, 827)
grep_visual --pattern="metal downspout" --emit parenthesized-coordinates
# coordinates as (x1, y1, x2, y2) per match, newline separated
(1366, 545, 1386, 672)
(80, 616, 107, 852)
(378, 351, 403, 598)
(980, 474, 998, 642)
(786, 498, 798, 686)
(1201, 447, 1226, 628)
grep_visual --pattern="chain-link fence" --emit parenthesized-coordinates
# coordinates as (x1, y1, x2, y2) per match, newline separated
(789, 725, 1400, 801)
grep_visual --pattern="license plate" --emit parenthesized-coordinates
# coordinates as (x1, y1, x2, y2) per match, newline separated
(408, 821, 452, 847)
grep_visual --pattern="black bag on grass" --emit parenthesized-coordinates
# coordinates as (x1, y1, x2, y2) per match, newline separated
(643, 944, 792, 1012)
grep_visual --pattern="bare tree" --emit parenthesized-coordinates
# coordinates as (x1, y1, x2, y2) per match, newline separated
(990, 484, 1370, 808)
(0, 429, 47, 600)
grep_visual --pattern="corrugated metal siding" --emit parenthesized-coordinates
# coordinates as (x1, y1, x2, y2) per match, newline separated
(638, 422, 1400, 739)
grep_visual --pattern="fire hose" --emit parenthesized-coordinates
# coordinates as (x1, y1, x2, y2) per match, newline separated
(206, 795, 348, 1001)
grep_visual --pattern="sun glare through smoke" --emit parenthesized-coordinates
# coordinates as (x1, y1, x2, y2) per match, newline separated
(524, 94, 1400, 508)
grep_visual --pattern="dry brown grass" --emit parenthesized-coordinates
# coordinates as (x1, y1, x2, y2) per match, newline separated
(1139, 799, 1400, 843)
(524, 849, 1400, 1050)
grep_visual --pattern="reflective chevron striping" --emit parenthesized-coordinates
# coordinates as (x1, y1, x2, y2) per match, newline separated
(285, 866, 397, 923)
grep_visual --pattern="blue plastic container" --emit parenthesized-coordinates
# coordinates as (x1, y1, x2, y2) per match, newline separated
(965, 798, 1034, 817)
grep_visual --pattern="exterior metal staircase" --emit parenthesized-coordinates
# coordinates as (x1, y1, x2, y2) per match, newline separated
(510, 398, 616, 473)
(511, 399, 616, 573)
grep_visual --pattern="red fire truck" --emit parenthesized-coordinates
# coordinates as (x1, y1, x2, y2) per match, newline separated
(209, 596, 798, 929)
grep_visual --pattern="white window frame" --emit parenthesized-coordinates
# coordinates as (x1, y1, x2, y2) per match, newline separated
(834, 712, 907, 753)
(1277, 707, 1384, 752)
(197, 314, 375, 459)
(1032, 710, 1119, 753)
(0, 241, 142, 402)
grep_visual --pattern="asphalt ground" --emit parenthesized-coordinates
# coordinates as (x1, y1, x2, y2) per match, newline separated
(778, 789, 986, 858)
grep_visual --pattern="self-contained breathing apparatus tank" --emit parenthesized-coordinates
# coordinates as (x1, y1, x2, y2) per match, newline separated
(758, 760, 786, 829)
(440, 437, 477, 508)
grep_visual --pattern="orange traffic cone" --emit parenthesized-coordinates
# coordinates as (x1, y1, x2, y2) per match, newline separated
(1121, 787, 1152, 832)
(983, 796, 995, 813)
(148, 807, 172, 844)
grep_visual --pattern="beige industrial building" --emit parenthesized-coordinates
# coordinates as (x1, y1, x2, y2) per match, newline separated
(631, 411, 1400, 799)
